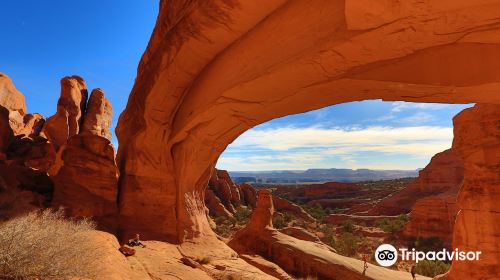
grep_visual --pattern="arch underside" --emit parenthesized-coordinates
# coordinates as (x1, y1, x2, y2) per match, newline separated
(115, 0, 500, 254)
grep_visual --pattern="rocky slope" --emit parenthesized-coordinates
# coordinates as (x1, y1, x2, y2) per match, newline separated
(228, 190, 429, 280)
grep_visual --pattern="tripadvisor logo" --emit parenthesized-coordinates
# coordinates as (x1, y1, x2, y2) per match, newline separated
(374, 244, 482, 267)
(375, 244, 398, 267)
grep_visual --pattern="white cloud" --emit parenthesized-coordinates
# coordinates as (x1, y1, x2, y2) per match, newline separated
(391, 102, 451, 112)
(227, 126, 452, 151)
(218, 126, 454, 171)
(396, 112, 435, 123)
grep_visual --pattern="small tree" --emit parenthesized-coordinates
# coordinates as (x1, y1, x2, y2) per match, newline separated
(333, 233, 361, 257)
(342, 219, 355, 233)
(0, 209, 103, 279)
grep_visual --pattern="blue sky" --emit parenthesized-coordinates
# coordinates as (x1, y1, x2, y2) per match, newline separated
(0, 1, 159, 146)
(1, 2, 472, 171)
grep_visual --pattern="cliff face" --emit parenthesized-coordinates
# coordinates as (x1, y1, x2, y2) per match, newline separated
(444, 104, 500, 280)
(205, 168, 256, 218)
(368, 149, 464, 216)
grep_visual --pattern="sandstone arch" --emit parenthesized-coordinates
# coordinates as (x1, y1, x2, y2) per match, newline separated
(116, 0, 500, 277)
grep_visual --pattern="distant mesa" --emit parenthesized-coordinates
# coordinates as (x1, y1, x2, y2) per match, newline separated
(230, 168, 419, 184)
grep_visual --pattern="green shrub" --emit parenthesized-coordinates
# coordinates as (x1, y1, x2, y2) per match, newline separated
(376, 216, 407, 234)
(214, 216, 234, 237)
(320, 224, 335, 245)
(274, 216, 287, 229)
(415, 260, 451, 277)
(303, 203, 328, 221)
(342, 219, 355, 233)
(333, 233, 362, 257)
(283, 212, 295, 223)
(412, 236, 446, 252)
(234, 207, 252, 225)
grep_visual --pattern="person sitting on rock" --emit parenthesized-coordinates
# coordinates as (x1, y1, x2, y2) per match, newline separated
(119, 244, 136, 257)
(128, 233, 146, 248)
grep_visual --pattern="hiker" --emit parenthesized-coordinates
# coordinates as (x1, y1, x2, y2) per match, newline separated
(119, 244, 136, 257)
(410, 264, 416, 280)
(362, 254, 368, 275)
(128, 233, 146, 248)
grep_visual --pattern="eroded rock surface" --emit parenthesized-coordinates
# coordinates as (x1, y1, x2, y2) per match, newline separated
(367, 149, 463, 216)
(52, 135, 118, 231)
(272, 196, 315, 223)
(81, 88, 112, 140)
(115, 0, 500, 243)
(43, 76, 87, 151)
(443, 104, 500, 280)
(205, 168, 257, 219)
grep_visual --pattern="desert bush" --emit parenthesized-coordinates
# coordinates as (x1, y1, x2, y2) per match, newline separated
(283, 212, 295, 224)
(234, 207, 252, 225)
(214, 216, 234, 237)
(0, 209, 103, 279)
(412, 236, 446, 252)
(273, 216, 287, 229)
(302, 203, 329, 221)
(376, 215, 408, 234)
(342, 219, 355, 233)
(415, 260, 451, 277)
(320, 224, 335, 245)
(333, 232, 362, 257)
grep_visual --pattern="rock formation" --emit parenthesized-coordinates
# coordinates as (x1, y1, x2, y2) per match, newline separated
(402, 185, 460, 244)
(272, 196, 315, 223)
(51, 135, 118, 231)
(279, 226, 320, 243)
(48, 83, 118, 231)
(81, 88, 112, 140)
(0, 73, 53, 219)
(204, 168, 257, 219)
(240, 183, 257, 208)
(205, 188, 232, 218)
(115, 0, 500, 243)
(0, 73, 117, 231)
(441, 104, 500, 280)
(43, 76, 87, 151)
(367, 149, 464, 216)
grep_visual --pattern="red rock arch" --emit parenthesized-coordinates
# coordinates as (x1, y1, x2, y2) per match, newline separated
(116, 1, 500, 277)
